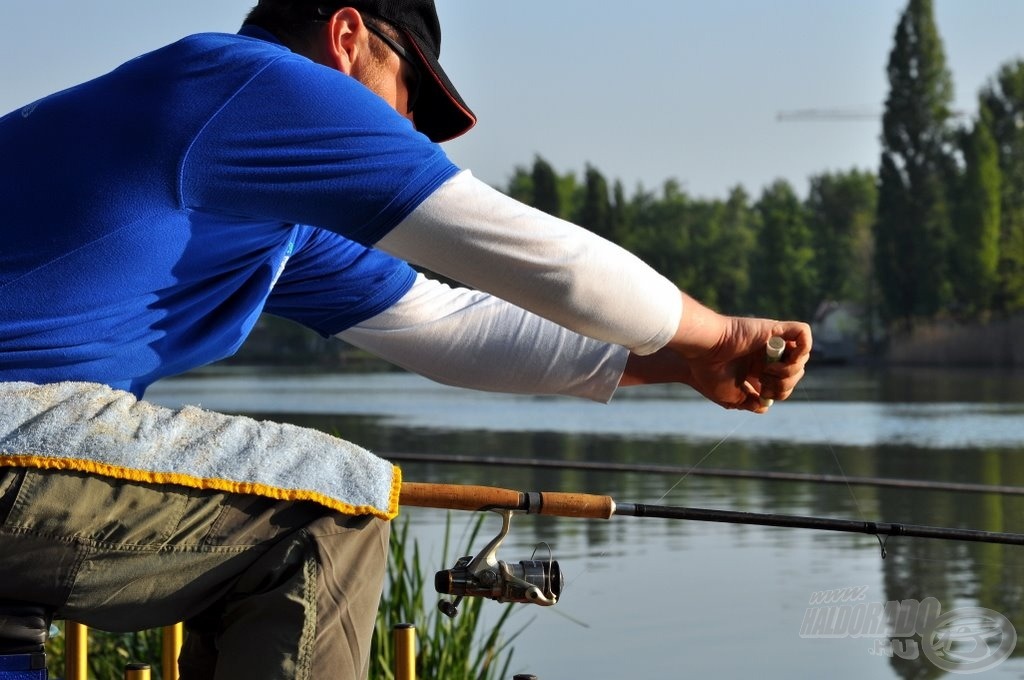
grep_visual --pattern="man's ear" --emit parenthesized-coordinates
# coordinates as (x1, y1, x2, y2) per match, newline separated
(319, 7, 367, 74)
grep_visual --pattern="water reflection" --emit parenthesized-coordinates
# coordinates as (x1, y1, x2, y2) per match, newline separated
(149, 366, 1024, 678)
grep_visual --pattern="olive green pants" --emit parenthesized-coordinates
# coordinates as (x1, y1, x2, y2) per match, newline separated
(0, 467, 389, 679)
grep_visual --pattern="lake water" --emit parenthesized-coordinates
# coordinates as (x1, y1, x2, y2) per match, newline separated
(148, 365, 1024, 679)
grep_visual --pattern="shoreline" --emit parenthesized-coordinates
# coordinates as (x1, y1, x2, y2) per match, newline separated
(883, 314, 1024, 367)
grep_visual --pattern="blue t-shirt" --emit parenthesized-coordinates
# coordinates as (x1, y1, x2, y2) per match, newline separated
(0, 27, 459, 396)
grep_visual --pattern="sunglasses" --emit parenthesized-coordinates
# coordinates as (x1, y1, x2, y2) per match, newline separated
(365, 22, 421, 113)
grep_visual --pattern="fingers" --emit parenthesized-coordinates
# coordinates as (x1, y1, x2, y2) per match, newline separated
(688, 318, 813, 413)
(746, 323, 813, 410)
(759, 365, 807, 404)
(734, 384, 775, 414)
(741, 380, 773, 413)
(737, 368, 803, 413)
(771, 322, 813, 364)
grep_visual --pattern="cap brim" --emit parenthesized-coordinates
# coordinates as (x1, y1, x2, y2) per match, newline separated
(401, 29, 476, 143)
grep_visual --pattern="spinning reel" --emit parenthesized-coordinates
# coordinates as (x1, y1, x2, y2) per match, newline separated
(434, 509, 563, 618)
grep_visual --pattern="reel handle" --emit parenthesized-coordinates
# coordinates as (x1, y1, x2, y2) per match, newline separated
(400, 482, 615, 519)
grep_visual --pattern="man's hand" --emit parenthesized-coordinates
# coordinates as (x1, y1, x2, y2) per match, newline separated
(620, 293, 812, 413)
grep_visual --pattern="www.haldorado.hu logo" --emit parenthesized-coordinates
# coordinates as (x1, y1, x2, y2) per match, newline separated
(799, 588, 1017, 674)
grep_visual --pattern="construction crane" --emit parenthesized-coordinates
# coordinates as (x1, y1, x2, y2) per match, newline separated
(776, 108, 879, 122)
(777, 108, 968, 122)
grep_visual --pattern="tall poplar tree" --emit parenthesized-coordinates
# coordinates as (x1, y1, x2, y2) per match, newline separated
(875, 0, 956, 326)
(951, 109, 1001, 317)
(979, 60, 1024, 313)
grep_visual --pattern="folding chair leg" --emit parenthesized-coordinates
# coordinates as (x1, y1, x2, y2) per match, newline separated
(393, 623, 416, 680)
(161, 623, 182, 680)
(64, 622, 87, 680)
(123, 662, 150, 679)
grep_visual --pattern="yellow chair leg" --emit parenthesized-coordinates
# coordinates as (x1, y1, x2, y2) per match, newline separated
(393, 623, 416, 680)
(161, 623, 183, 680)
(124, 662, 151, 679)
(64, 621, 88, 680)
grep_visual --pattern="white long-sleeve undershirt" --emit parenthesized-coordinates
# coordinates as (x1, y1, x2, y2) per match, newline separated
(338, 274, 629, 402)
(376, 169, 682, 356)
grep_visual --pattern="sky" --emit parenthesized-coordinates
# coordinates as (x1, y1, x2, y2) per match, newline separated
(2, 1, 1023, 200)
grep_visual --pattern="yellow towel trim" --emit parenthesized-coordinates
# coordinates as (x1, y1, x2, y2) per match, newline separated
(0, 454, 402, 521)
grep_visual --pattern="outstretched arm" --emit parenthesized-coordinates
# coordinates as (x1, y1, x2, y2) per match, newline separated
(377, 170, 682, 356)
(376, 169, 811, 411)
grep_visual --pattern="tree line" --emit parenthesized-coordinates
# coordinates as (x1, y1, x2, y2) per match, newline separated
(239, 0, 1023, 366)
(499, 0, 1024, 341)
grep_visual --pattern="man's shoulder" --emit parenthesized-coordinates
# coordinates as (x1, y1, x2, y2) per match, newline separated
(138, 31, 297, 75)
(134, 30, 344, 104)
(100, 30, 325, 126)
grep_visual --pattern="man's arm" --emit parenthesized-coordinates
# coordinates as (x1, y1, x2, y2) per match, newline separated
(376, 170, 682, 356)
(376, 170, 811, 412)
(337, 273, 629, 402)
(341, 277, 810, 412)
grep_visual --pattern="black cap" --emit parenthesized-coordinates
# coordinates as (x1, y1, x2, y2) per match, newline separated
(258, 0, 476, 142)
(354, 0, 476, 142)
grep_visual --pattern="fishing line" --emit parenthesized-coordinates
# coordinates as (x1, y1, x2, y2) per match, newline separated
(822, 439, 868, 519)
(799, 402, 1023, 569)
(655, 420, 747, 502)
(817, 424, 900, 557)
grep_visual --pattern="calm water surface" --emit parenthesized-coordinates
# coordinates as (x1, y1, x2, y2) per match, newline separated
(150, 366, 1024, 679)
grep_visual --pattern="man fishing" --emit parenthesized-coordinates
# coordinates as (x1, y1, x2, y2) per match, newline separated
(0, 0, 811, 677)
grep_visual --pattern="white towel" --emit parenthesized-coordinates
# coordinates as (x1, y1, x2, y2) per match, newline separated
(0, 381, 400, 519)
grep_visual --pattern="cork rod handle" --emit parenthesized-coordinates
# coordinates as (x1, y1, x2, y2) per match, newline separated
(400, 482, 615, 519)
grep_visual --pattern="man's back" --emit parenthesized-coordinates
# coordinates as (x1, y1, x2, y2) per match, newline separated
(0, 29, 454, 396)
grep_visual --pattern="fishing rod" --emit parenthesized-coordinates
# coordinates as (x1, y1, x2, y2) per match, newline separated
(387, 452, 1024, 497)
(399, 481, 1024, 616)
